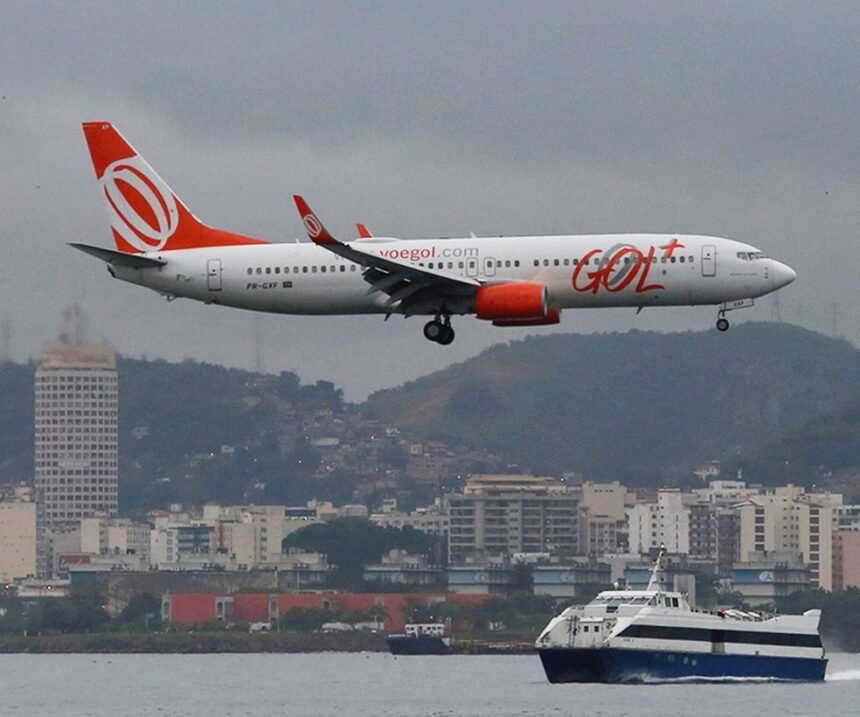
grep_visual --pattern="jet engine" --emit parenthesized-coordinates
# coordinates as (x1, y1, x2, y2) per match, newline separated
(475, 283, 560, 326)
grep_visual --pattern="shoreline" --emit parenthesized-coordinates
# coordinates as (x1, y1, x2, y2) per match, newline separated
(0, 633, 535, 655)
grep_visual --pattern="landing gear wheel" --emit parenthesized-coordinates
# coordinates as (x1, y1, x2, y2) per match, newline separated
(437, 325, 455, 345)
(716, 317, 730, 332)
(423, 320, 444, 342)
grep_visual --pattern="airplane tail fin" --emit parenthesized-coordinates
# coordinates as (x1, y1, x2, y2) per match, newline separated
(82, 122, 268, 253)
(356, 223, 373, 239)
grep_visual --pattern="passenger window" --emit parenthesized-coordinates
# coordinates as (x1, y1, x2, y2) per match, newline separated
(246, 268, 253, 275)
(350, 265, 357, 271)
(689, 256, 694, 262)
(573, 258, 579, 265)
(448, 262, 453, 269)
(563, 258, 569, 266)
(331, 266, 335, 272)
(543, 259, 549, 266)
(514, 260, 520, 267)
(340, 265, 345, 272)
(265, 267, 271, 274)
(284, 267, 290, 274)
(275, 267, 281, 273)
(312, 266, 318, 273)
(553, 259, 559, 266)
(505, 260, 511, 268)
(533, 260, 539, 267)
(256, 268, 262, 275)
(458, 261, 464, 269)
(679, 256, 685, 263)
(294, 267, 299, 273)
(302, 266, 308, 273)
(321, 266, 326, 272)
(661, 257, 667, 264)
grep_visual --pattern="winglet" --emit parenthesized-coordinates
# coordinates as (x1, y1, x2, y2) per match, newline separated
(356, 223, 373, 239)
(293, 195, 338, 246)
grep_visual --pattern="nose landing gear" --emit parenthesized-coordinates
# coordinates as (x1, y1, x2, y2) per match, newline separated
(714, 299, 754, 332)
(424, 315, 455, 345)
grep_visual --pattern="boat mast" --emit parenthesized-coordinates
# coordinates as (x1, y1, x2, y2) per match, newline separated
(646, 545, 665, 592)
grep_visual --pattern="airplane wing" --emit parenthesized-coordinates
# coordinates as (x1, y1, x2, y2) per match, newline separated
(293, 195, 481, 314)
(69, 243, 167, 268)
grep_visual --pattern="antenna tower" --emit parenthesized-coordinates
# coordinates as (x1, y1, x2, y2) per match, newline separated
(0, 318, 11, 361)
(831, 303, 841, 338)
(770, 293, 782, 323)
(253, 316, 265, 373)
(59, 304, 89, 345)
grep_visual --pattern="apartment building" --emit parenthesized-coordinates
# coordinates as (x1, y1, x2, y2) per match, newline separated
(34, 344, 118, 575)
(0, 486, 37, 582)
(447, 474, 580, 564)
(627, 489, 690, 556)
(578, 481, 632, 556)
(737, 485, 841, 590)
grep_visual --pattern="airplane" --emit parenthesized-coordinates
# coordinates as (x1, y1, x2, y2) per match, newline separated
(73, 122, 796, 345)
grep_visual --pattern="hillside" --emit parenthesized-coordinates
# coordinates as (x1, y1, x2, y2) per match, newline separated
(365, 324, 860, 486)
(2, 324, 859, 508)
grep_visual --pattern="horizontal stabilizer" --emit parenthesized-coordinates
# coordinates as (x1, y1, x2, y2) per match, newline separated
(69, 243, 166, 268)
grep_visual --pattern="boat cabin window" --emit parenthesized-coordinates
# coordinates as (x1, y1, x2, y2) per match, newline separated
(593, 595, 651, 607)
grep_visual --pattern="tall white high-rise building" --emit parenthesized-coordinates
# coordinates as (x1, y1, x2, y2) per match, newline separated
(627, 489, 691, 556)
(34, 345, 118, 550)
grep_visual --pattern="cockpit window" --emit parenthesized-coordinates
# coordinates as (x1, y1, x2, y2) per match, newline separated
(738, 251, 767, 261)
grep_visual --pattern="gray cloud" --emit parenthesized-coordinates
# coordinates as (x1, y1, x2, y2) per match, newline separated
(1, 1, 859, 399)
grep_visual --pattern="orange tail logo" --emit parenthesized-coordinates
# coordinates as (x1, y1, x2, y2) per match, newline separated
(82, 122, 267, 253)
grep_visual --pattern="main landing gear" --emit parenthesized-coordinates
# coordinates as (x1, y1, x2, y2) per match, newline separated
(424, 315, 455, 345)
(716, 312, 730, 332)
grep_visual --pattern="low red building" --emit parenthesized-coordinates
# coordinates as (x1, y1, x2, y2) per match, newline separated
(163, 591, 492, 631)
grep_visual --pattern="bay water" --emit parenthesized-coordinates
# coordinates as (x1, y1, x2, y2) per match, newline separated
(1, 652, 858, 716)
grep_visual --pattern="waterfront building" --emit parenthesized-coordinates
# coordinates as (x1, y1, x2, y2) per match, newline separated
(80, 517, 151, 561)
(737, 485, 840, 590)
(730, 551, 810, 606)
(578, 481, 633, 556)
(627, 489, 690, 556)
(832, 530, 860, 590)
(0, 486, 37, 582)
(447, 474, 580, 564)
(532, 560, 612, 599)
(363, 549, 445, 587)
(369, 499, 450, 536)
(34, 344, 118, 574)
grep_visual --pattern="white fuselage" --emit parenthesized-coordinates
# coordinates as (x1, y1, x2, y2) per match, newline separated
(108, 233, 795, 317)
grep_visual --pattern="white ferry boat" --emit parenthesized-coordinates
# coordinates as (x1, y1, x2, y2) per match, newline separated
(535, 554, 827, 683)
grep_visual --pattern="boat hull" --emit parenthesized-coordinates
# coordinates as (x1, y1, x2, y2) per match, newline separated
(536, 647, 827, 683)
(387, 635, 450, 655)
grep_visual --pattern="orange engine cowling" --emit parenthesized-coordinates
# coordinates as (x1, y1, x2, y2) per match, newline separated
(475, 283, 560, 325)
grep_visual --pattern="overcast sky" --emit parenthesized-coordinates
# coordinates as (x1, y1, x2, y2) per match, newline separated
(2, 1, 859, 399)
